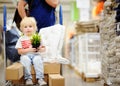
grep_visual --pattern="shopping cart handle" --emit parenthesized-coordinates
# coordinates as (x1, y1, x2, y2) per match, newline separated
(3, 5, 7, 32)
(59, 5, 63, 25)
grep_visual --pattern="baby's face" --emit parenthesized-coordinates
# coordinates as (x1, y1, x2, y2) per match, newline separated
(22, 24, 35, 36)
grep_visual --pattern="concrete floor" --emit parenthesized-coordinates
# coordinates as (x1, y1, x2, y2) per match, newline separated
(62, 65, 103, 86)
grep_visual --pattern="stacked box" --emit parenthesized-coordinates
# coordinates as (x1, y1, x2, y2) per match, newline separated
(6, 62, 23, 80)
(6, 62, 62, 85)
(31, 63, 61, 74)
(49, 74, 65, 86)
(31, 63, 61, 84)
(75, 20, 99, 35)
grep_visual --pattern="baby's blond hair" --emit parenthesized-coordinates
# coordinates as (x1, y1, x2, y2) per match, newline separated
(20, 17, 37, 32)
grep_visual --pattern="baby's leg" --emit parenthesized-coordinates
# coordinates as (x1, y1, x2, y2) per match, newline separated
(33, 55, 44, 79)
(20, 55, 32, 79)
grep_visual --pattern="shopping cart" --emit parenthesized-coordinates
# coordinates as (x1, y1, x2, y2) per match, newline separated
(4, 5, 68, 86)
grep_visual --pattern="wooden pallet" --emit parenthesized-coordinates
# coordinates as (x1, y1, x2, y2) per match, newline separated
(81, 73, 100, 82)
(68, 65, 101, 82)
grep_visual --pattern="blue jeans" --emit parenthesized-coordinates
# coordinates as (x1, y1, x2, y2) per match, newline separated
(20, 54, 44, 80)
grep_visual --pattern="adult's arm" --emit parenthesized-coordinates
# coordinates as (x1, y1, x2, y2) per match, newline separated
(45, 0, 59, 8)
(17, 0, 27, 19)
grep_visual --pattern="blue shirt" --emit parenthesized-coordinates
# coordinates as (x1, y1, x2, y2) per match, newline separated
(25, 0, 56, 31)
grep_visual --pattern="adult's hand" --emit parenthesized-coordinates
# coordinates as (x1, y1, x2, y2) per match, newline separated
(37, 46, 46, 52)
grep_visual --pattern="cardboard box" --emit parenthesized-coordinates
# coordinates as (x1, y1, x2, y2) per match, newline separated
(6, 62, 23, 80)
(32, 74, 37, 84)
(12, 76, 24, 85)
(49, 74, 65, 86)
(31, 63, 60, 74)
(6, 62, 60, 81)
(44, 74, 49, 84)
(44, 63, 60, 74)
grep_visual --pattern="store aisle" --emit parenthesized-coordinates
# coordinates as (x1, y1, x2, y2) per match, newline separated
(62, 65, 103, 86)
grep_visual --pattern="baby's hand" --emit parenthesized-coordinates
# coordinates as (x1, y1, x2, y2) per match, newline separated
(28, 47, 37, 52)
(37, 46, 46, 52)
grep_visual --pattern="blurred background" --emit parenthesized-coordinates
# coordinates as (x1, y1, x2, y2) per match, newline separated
(0, 0, 116, 86)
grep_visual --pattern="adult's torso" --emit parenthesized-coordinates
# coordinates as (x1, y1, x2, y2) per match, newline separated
(26, 0, 56, 31)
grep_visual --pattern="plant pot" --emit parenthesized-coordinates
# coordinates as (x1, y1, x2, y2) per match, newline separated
(32, 42, 40, 48)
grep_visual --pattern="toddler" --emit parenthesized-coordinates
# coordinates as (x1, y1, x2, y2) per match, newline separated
(15, 17, 47, 86)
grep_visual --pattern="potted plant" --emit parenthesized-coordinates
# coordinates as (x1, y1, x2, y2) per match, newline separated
(31, 33, 41, 48)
